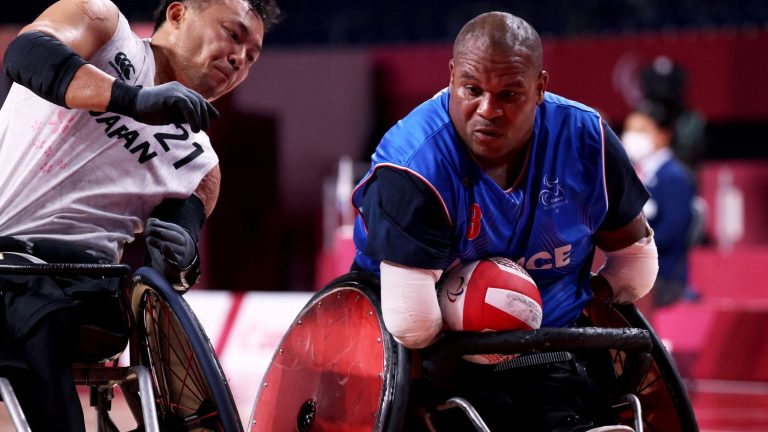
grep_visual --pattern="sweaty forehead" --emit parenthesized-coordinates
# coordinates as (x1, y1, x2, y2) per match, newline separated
(454, 43, 537, 78)
(202, 0, 264, 38)
(199, 0, 260, 24)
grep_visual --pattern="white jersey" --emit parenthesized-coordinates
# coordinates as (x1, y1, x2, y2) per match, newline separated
(0, 14, 218, 262)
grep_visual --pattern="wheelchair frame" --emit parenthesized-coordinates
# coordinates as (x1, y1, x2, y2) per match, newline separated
(0, 263, 241, 432)
(251, 272, 699, 432)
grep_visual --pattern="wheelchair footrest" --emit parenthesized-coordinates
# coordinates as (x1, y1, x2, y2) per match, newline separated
(493, 351, 573, 372)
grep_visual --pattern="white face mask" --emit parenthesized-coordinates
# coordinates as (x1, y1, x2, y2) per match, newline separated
(621, 131, 654, 162)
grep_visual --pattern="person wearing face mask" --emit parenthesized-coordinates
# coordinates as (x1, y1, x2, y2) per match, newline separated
(621, 101, 697, 309)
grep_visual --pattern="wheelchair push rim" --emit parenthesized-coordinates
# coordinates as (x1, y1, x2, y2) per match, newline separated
(131, 267, 242, 432)
(250, 272, 409, 432)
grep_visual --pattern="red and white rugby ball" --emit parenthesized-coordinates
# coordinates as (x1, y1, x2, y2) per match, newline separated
(437, 257, 543, 364)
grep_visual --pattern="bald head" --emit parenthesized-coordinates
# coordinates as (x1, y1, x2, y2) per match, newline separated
(453, 12, 543, 72)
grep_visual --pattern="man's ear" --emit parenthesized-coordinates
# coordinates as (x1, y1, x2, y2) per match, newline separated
(449, 59, 455, 86)
(166, 2, 188, 29)
(536, 70, 549, 104)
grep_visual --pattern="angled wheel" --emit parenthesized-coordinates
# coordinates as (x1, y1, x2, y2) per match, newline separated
(130, 267, 242, 432)
(584, 301, 698, 432)
(250, 272, 410, 432)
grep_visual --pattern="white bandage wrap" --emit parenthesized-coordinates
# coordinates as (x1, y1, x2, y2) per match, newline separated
(598, 233, 659, 304)
(380, 260, 444, 349)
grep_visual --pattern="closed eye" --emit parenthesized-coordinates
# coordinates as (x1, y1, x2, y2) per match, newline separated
(224, 25, 239, 42)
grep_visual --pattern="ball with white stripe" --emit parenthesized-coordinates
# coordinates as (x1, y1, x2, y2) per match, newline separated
(437, 257, 543, 364)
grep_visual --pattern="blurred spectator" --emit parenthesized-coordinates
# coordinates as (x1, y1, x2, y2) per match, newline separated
(640, 56, 707, 169)
(622, 101, 700, 308)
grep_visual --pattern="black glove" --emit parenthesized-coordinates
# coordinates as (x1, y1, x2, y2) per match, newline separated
(145, 218, 199, 292)
(107, 80, 219, 133)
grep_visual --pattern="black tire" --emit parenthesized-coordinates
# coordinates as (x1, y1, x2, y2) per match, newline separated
(584, 301, 699, 432)
(130, 267, 242, 432)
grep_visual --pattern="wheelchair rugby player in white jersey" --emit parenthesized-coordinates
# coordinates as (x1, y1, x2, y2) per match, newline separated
(0, 0, 280, 430)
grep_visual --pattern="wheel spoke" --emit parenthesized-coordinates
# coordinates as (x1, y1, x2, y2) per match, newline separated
(134, 282, 239, 432)
(142, 291, 211, 415)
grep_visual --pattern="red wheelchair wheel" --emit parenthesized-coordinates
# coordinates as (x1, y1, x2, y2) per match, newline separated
(250, 273, 408, 432)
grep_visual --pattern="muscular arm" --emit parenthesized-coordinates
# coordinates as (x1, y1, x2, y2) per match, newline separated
(591, 211, 650, 300)
(145, 165, 218, 290)
(5, 0, 217, 131)
(20, 0, 119, 111)
(594, 211, 650, 252)
(591, 123, 659, 303)
(591, 123, 657, 303)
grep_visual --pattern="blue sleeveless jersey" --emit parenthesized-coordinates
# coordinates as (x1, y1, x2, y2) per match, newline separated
(352, 90, 608, 327)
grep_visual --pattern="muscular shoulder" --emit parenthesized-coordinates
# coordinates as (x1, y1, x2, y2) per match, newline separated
(21, 0, 119, 59)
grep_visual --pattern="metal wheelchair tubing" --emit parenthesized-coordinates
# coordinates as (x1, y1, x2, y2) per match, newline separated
(0, 262, 136, 432)
(435, 397, 491, 432)
(441, 326, 653, 357)
(612, 394, 643, 432)
(0, 377, 31, 432)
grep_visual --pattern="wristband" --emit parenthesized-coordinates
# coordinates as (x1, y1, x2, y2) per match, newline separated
(106, 79, 140, 117)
